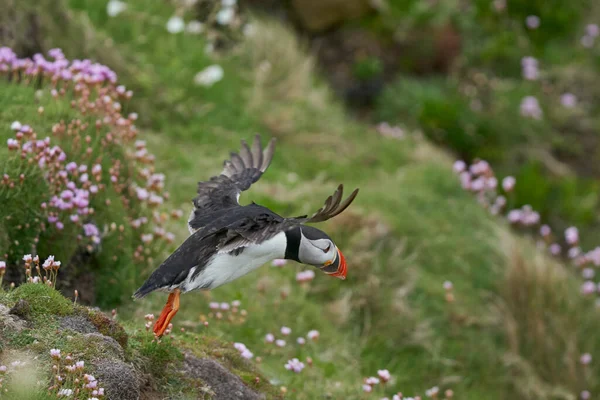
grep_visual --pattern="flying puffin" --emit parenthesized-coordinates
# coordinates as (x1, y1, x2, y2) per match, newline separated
(133, 135, 359, 337)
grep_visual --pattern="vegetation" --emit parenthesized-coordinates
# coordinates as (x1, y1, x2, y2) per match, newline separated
(1, 0, 600, 399)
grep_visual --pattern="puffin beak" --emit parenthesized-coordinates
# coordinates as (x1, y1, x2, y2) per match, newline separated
(329, 249, 347, 280)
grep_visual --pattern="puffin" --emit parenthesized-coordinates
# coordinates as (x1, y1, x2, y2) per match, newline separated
(133, 135, 359, 337)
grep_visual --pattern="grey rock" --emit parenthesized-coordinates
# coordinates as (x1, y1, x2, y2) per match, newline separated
(82, 333, 124, 360)
(9, 299, 30, 319)
(183, 352, 264, 400)
(0, 304, 26, 332)
(59, 315, 98, 334)
(94, 359, 140, 400)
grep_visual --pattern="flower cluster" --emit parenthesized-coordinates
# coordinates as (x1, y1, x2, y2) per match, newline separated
(233, 342, 254, 359)
(455, 157, 600, 397)
(47, 349, 105, 398)
(206, 300, 247, 324)
(284, 358, 304, 373)
(520, 96, 543, 120)
(581, 24, 599, 48)
(521, 57, 539, 81)
(1, 47, 180, 285)
(22, 254, 61, 288)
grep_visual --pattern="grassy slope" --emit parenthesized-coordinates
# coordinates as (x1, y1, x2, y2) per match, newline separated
(2, 0, 600, 399)
(0, 283, 281, 399)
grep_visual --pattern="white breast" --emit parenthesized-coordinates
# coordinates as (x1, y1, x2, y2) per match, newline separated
(182, 231, 287, 292)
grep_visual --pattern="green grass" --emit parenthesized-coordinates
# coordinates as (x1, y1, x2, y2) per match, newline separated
(2, 0, 600, 399)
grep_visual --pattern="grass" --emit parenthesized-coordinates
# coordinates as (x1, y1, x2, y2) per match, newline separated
(1, 0, 600, 399)
(0, 283, 280, 399)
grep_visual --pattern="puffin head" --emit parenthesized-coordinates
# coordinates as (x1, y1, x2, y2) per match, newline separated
(284, 226, 347, 280)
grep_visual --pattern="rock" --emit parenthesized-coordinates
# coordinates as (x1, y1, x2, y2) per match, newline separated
(0, 304, 26, 332)
(9, 299, 31, 319)
(82, 333, 125, 361)
(94, 359, 140, 400)
(86, 310, 128, 348)
(183, 352, 264, 400)
(59, 315, 98, 334)
(291, 0, 373, 32)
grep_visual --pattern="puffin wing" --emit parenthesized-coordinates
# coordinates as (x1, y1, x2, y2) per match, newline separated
(300, 184, 360, 223)
(215, 185, 359, 253)
(189, 135, 276, 233)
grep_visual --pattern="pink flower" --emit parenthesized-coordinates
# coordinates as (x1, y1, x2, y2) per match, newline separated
(453, 160, 466, 173)
(297, 337, 306, 345)
(271, 259, 287, 267)
(265, 333, 275, 343)
(502, 176, 516, 192)
(568, 247, 581, 259)
(561, 93, 577, 108)
(0, 261, 6, 271)
(581, 281, 596, 295)
(581, 353, 592, 365)
(507, 210, 522, 224)
(280, 326, 291, 336)
(233, 342, 247, 352)
(582, 268, 595, 279)
(241, 349, 253, 359)
(377, 369, 391, 382)
(470, 178, 485, 192)
(581, 390, 591, 400)
(521, 57, 539, 80)
(520, 96, 543, 119)
(362, 384, 372, 393)
(443, 281, 453, 290)
(526, 15, 540, 29)
(275, 339, 286, 347)
(307, 330, 320, 340)
(50, 349, 61, 359)
(284, 358, 305, 373)
(83, 223, 99, 237)
(469, 160, 489, 176)
(7, 138, 19, 150)
(565, 227, 579, 245)
(586, 24, 599, 38)
(549, 243, 561, 256)
(296, 270, 315, 283)
(65, 162, 77, 172)
(366, 377, 380, 385)
(540, 225, 551, 237)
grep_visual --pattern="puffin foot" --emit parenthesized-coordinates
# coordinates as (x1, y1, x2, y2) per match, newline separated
(154, 289, 180, 338)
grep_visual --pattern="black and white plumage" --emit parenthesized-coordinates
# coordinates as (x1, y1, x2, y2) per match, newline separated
(133, 135, 358, 336)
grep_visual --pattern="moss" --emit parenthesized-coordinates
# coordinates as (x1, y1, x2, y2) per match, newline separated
(10, 284, 74, 317)
(6, 329, 36, 348)
(83, 308, 128, 348)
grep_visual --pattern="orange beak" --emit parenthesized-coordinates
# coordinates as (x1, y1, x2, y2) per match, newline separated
(329, 249, 347, 280)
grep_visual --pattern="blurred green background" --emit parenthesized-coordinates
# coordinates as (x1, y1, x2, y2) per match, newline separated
(2, 0, 600, 399)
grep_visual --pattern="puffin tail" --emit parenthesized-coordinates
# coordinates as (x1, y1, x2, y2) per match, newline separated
(132, 281, 157, 300)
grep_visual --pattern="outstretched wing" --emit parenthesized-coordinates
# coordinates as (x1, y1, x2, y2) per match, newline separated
(214, 185, 359, 253)
(188, 135, 276, 233)
(300, 184, 360, 223)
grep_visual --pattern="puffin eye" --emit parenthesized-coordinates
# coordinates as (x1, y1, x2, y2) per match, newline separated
(323, 244, 331, 253)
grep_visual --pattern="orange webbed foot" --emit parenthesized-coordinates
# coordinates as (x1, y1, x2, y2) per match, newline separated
(153, 289, 180, 338)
